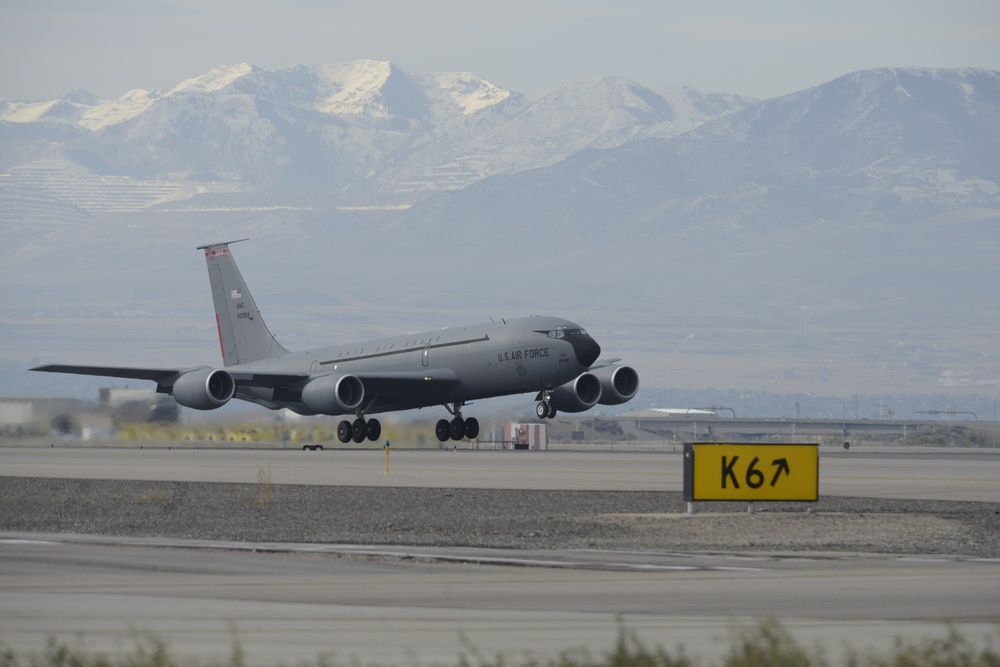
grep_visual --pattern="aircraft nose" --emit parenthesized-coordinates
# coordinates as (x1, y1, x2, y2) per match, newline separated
(572, 334, 601, 368)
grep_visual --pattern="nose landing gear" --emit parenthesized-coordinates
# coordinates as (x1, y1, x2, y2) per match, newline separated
(536, 402, 557, 419)
(536, 389, 557, 419)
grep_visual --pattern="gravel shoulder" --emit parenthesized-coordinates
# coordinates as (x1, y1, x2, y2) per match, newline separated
(2, 477, 999, 558)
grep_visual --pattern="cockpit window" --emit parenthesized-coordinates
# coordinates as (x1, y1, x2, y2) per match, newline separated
(542, 327, 587, 339)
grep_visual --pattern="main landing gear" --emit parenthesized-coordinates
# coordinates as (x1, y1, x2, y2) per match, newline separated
(337, 416, 381, 444)
(435, 402, 480, 442)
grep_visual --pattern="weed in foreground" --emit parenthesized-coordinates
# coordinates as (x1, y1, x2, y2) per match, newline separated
(723, 618, 829, 667)
(1, 621, 998, 667)
(842, 625, 1000, 667)
(253, 465, 273, 505)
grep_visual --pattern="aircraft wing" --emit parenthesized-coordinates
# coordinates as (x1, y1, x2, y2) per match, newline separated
(228, 371, 310, 388)
(586, 358, 622, 370)
(31, 364, 455, 391)
(350, 369, 460, 396)
(339, 370, 461, 412)
(31, 364, 186, 383)
(32, 364, 309, 390)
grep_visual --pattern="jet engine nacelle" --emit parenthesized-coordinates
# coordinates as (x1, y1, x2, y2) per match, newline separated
(548, 372, 602, 413)
(172, 367, 236, 410)
(300, 373, 365, 415)
(592, 364, 640, 405)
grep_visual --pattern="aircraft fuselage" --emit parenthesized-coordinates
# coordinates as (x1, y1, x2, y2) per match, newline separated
(235, 315, 597, 415)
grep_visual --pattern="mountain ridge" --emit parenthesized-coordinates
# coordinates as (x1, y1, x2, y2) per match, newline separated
(1, 60, 749, 197)
(1, 63, 997, 401)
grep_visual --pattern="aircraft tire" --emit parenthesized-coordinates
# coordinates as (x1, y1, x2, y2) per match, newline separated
(449, 417, 466, 441)
(536, 402, 549, 419)
(547, 403, 558, 419)
(337, 420, 352, 443)
(435, 419, 451, 442)
(464, 417, 480, 440)
(366, 418, 381, 442)
(352, 418, 367, 443)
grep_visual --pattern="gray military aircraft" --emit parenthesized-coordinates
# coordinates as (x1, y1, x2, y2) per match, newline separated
(32, 240, 639, 445)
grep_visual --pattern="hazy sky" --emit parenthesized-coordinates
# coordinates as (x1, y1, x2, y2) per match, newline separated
(2, 0, 999, 101)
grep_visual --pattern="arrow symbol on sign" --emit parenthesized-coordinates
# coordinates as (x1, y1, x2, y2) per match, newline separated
(770, 458, 790, 486)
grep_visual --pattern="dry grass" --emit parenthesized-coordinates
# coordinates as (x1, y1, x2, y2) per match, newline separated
(252, 466, 273, 505)
(2, 621, 998, 666)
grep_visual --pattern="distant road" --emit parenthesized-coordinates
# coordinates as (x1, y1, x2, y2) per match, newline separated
(2, 445, 998, 501)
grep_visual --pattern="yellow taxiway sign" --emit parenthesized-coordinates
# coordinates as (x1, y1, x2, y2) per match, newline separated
(683, 443, 819, 502)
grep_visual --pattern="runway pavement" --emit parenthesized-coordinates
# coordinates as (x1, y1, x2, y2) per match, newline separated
(2, 445, 999, 664)
(2, 444, 999, 500)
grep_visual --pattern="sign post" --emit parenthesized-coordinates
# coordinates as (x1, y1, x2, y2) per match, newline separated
(683, 443, 818, 511)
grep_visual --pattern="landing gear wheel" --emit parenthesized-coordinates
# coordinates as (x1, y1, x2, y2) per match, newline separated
(450, 417, 466, 441)
(435, 419, 451, 442)
(464, 417, 480, 440)
(352, 418, 367, 443)
(547, 404, 558, 419)
(337, 420, 352, 443)
(536, 402, 550, 419)
(366, 418, 381, 442)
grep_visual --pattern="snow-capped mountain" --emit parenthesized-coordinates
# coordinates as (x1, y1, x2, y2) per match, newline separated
(0, 60, 748, 206)
(407, 67, 1000, 239)
(2, 60, 514, 130)
(2, 64, 998, 400)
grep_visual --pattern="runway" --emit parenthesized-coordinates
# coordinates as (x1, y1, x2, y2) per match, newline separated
(3, 445, 999, 500)
(3, 533, 999, 665)
(2, 445, 999, 664)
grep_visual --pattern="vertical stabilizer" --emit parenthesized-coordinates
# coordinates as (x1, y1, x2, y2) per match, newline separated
(197, 240, 289, 366)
